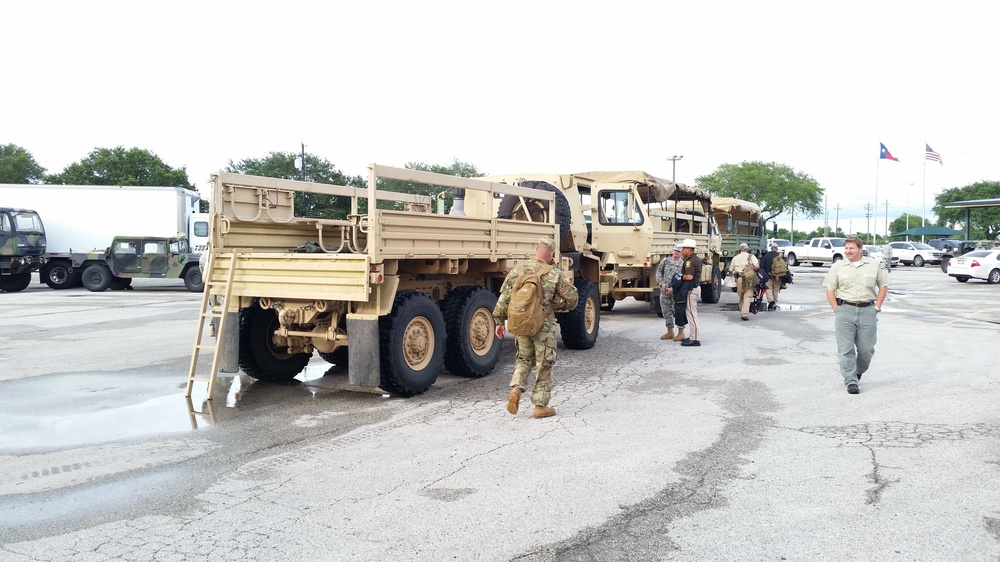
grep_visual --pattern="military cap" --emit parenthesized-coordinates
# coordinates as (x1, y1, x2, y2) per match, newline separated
(673, 244, 683, 251)
(537, 237, 556, 252)
(739, 242, 750, 250)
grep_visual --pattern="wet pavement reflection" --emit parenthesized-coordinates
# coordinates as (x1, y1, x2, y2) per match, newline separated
(0, 361, 359, 451)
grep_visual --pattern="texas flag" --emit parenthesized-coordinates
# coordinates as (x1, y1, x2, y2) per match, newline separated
(879, 142, 899, 161)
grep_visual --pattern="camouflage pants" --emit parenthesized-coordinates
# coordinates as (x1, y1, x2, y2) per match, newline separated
(659, 289, 676, 328)
(510, 328, 557, 406)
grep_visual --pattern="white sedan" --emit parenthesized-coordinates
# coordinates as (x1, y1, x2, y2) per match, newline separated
(947, 250, 1000, 283)
(863, 245, 900, 267)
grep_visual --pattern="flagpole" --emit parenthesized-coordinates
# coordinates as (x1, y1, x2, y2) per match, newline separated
(922, 153, 927, 244)
(874, 154, 880, 244)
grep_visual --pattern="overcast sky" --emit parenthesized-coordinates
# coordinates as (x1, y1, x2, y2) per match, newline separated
(5, 1, 997, 234)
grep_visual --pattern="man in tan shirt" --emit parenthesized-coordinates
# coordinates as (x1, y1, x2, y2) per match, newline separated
(728, 243, 759, 321)
(823, 236, 889, 395)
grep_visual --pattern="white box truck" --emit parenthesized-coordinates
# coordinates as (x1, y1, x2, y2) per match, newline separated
(0, 184, 208, 289)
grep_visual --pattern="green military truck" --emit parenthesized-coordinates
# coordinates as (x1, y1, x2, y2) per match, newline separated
(0, 207, 46, 293)
(712, 197, 768, 271)
(190, 165, 597, 399)
(74, 235, 204, 292)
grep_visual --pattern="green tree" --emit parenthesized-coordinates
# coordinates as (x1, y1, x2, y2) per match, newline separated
(378, 159, 485, 212)
(933, 181, 1000, 240)
(695, 161, 824, 222)
(889, 213, 926, 235)
(48, 146, 191, 187)
(225, 151, 365, 218)
(0, 144, 47, 183)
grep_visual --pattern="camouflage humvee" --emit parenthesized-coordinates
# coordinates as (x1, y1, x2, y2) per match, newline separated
(0, 207, 46, 293)
(75, 236, 203, 292)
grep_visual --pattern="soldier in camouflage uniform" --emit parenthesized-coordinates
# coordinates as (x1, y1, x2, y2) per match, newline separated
(655, 244, 684, 340)
(493, 237, 579, 419)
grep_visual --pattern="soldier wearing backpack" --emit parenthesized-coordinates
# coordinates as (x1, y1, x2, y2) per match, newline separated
(728, 243, 760, 321)
(760, 242, 788, 310)
(494, 237, 579, 419)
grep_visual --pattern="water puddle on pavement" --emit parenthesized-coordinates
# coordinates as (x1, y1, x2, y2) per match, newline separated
(0, 392, 200, 450)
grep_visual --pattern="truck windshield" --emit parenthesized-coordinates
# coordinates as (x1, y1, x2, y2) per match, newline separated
(12, 211, 44, 234)
(598, 190, 644, 226)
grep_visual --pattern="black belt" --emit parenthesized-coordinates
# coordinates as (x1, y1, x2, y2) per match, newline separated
(837, 299, 875, 307)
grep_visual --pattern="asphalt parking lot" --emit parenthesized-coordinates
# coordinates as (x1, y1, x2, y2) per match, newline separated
(1, 266, 998, 561)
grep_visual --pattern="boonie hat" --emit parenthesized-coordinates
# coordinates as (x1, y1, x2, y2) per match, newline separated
(537, 237, 556, 252)
(681, 238, 697, 249)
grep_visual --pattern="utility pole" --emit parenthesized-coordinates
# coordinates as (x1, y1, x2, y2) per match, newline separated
(667, 155, 684, 183)
(790, 206, 795, 244)
(834, 204, 841, 235)
(294, 142, 307, 181)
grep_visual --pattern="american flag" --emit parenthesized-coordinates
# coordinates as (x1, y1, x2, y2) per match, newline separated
(925, 144, 943, 165)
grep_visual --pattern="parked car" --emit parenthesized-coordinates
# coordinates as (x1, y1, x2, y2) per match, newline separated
(863, 245, 899, 267)
(888, 241, 944, 267)
(927, 238, 961, 253)
(947, 250, 1000, 283)
(767, 238, 793, 252)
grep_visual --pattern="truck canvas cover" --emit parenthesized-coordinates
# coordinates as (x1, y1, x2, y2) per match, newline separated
(573, 171, 711, 203)
(711, 197, 762, 217)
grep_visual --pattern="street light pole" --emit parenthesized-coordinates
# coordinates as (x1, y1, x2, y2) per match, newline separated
(667, 155, 684, 183)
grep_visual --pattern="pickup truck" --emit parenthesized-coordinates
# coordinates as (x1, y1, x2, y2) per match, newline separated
(783, 237, 846, 267)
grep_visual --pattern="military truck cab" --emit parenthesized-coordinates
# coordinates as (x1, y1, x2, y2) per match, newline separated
(77, 236, 203, 292)
(468, 171, 723, 310)
(0, 207, 46, 293)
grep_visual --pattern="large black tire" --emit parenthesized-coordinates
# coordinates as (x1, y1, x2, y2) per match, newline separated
(442, 286, 502, 378)
(42, 261, 77, 290)
(913, 255, 925, 268)
(785, 252, 798, 267)
(81, 265, 112, 292)
(497, 180, 573, 253)
(558, 279, 599, 350)
(700, 265, 722, 304)
(318, 346, 349, 367)
(650, 286, 663, 317)
(378, 291, 446, 396)
(109, 276, 133, 290)
(0, 271, 31, 293)
(184, 266, 204, 292)
(238, 305, 311, 382)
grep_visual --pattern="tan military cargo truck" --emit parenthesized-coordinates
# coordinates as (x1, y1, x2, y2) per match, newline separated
(463, 171, 723, 311)
(192, 165, 599, 398)
(711, 197, 768, 271)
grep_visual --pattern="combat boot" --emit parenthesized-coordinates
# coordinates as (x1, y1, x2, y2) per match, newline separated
(533, 405, 556, 419)
(506, 387, 522, 415)
(660, 327, 675, 340)
(672, 327, 685, 342)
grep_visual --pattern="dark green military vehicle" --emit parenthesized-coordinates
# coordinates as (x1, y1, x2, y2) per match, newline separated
(76, 236, 203, 292)
(0, 207, 46, 293)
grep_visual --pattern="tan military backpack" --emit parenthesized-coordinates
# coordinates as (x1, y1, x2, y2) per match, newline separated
(507, 264, 553, 336)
